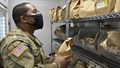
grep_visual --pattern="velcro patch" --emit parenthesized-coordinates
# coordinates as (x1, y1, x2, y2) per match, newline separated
(12, 45, 28, 57)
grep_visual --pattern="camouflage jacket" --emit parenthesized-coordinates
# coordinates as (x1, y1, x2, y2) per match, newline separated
(0, 28, 59, 68)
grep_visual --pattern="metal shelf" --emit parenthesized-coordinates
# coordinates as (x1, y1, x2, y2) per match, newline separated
(51, 0, 120, 67)
(71, 46, 120, 68)
(71, 12, 120, 22)
(52, 38, 64, 45)
(52, 20, 66, 23)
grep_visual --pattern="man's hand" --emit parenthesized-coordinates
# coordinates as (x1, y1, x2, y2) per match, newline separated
(54, 55, 71, 68)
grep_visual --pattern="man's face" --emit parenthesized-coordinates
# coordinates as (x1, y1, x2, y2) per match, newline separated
(24, 4, 38, 25)
(20, 4, 43, 29)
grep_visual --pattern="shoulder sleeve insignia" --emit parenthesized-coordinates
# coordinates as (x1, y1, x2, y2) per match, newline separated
(12, 45, 28, 57)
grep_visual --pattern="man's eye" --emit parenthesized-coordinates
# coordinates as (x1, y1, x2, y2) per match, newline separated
(33, 11, 37, 13)
(33, 9, 39, 13)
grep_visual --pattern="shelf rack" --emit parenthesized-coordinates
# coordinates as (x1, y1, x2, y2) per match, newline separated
(70, 12, 120, 68)
(51, 0, 120, 68)
(52, 38, 120, 68)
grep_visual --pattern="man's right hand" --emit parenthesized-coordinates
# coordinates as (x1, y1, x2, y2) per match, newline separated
(54, 55, 71, 68)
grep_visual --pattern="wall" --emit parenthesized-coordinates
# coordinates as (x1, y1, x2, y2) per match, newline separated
(8, 0, 66, 55)
(60, 0, 66, 7)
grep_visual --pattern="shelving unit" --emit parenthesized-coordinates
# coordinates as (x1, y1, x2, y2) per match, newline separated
(71, 12, 120, 68)
(51, 0, 120, 68)
(51, 21, 66, 53)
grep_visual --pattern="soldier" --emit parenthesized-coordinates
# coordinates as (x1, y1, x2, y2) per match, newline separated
(0, 2, 70, 68)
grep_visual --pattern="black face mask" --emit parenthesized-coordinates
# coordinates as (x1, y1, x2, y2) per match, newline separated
(25, 14, 44, 29)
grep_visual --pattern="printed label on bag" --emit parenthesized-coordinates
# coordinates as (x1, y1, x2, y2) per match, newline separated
(96, 0, 107, 9)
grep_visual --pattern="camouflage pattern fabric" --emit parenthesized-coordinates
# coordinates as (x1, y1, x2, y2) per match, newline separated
(0, 28, 59, 68)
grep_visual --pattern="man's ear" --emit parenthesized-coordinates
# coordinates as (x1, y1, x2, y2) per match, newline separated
(20, 15, 27, 22)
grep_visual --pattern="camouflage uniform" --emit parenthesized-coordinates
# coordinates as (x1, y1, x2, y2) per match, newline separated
(0, 28, 60, 68)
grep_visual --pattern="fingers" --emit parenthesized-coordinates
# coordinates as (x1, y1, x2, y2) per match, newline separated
(64, 56, 70, 60)
(64, 54, 72, 60)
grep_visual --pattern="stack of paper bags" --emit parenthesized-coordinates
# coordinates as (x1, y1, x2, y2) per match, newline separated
(49, 8, 55, 22)
(69, 0, 80, 19)
(57, 38, 74, 61)
(58, 5, 66, 21)
(114, 0, 120, 12)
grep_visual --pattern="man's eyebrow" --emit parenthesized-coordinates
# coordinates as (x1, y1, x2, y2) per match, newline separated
(33, 9, 37, 11)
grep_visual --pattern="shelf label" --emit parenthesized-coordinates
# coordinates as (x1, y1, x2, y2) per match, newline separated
(70, 22, 74, 27)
